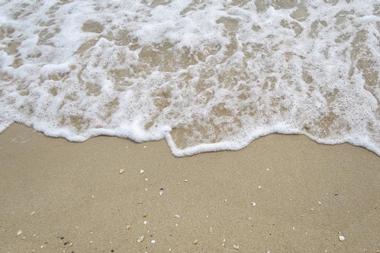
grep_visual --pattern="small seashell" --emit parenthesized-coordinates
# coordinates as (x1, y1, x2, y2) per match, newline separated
(137, 235, 144, 243)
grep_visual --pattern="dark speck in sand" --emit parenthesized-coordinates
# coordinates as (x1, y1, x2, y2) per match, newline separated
(111, 250, 114, 252)
(64, 241, 70, 245)
(334, 193, 339, 196)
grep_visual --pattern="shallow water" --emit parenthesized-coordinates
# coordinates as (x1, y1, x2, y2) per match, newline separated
(0, 0, 379, 156)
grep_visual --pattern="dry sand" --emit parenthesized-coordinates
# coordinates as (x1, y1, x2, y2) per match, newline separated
(0, 124, 379, 253)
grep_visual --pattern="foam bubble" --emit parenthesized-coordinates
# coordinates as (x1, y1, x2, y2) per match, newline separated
(0, 0, 379, 156)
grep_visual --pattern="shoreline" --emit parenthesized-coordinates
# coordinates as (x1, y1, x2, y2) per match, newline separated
(0, 124, 379, 253)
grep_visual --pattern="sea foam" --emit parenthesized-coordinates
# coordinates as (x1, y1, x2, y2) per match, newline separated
(0, 0, 379, 156)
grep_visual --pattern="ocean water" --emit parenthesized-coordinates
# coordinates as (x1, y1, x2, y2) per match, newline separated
(0, 0, 379, 156)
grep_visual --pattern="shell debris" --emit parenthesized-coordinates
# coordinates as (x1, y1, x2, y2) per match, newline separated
(137, 235, 144, 243)
(233, 244, 240, 250)
(119, 169, 125, 174)
(16, 230, 23, 236)
(338, 235, 345, 241)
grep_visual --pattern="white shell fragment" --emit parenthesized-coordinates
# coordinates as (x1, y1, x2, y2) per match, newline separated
(137, 235, 144, 243)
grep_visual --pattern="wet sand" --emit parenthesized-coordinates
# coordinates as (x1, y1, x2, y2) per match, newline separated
(0, 124, 379, 253)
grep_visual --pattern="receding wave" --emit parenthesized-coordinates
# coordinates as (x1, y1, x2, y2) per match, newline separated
(0, 0, 380, 156)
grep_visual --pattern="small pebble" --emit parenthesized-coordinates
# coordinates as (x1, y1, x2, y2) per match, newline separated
(174, 214, 181, 218)
(137, 235, 144, 243)
(193, 239, 198, 245)
(126, 224, 131, 230)
(338, 235, 345, 241)
(119, 169, 125, 174)
(151, 240, 156, 244)
(16, 230, 22, 236)
(251, 202, 256, 207)
(140, 170, 144, 174)
(258, 185, 262, 189)
(233, 244, 240, 250)
(184, 179, 188, 182)
(30, 211, 36, 216)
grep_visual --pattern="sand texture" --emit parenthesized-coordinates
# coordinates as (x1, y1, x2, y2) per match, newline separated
(0, 124, 380, 253)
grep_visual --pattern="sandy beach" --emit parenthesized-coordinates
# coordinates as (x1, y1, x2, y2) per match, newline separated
(0, 124, 379, 253)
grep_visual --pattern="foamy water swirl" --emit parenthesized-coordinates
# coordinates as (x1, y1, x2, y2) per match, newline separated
(1, 0, 380, 156)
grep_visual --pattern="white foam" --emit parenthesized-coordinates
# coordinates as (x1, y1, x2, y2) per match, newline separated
(0, 117, 12, 132)
(0, 0, 379, 156)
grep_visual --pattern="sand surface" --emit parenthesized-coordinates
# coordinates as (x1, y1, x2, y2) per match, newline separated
(0, 124, 379, 253)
